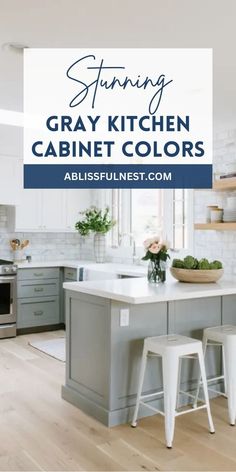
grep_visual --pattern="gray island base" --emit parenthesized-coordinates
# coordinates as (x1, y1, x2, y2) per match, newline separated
(62, 278, 236, 427)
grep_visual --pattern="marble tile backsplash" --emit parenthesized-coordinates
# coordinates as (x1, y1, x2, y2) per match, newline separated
(0, 204, 142, 264)
(0, 227, 95, 262)
(194, 127, 236, 276)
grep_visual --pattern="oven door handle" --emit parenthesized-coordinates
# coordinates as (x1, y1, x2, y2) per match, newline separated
(0, 276, 16, 282)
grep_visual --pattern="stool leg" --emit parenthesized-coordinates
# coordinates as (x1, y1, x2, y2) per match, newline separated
(224, 341, 236, 426)
(176, 357, 182, 410)
(131, 345, 148, 427)
(193, 335, 208, 409)
(163, 354, 179, 448)
(222, 345, 227, 396)
(197, 349, 215, 433)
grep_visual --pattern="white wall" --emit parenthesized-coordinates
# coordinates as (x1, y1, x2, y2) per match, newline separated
(194, 128, 236, 276)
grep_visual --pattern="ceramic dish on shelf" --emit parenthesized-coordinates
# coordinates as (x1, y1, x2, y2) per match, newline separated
(170, 267, 224, 283)
(226, 197, 236, 210)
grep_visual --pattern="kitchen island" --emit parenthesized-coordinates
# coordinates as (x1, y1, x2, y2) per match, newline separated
(62, 277, 236, 426)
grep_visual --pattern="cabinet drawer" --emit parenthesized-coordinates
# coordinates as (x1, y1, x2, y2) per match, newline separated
(17, 296, 60, 328)
(64, 267, 78, 281)
(18, 279, 59, 298)
(17, 268, 59, 281)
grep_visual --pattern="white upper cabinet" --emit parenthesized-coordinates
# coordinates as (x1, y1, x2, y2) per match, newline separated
(0, 156, 22, 205)
(0, 125, 23, 205)
(41, 190, 66, 231)
(14, 187, 92, 232)
(12, 160, 92, 232)
(15, 189, 42, 231)
(65, 189, 91, 231)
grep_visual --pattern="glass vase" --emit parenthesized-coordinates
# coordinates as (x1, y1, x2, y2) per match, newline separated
(94, 233, 106, 263)
(147, 260, 166, 283)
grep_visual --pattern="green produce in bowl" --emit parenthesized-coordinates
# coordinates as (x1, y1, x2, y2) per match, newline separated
(183, 255, 199, 269)
(171, 256, 223, 270)
(172, 258, 185, 269)
(198, 258, 211, 270)
(210, 260, 223, 270)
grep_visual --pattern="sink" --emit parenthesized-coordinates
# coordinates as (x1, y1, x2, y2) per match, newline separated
(83, 268, 118, 281)
(83, 263, 146, 281)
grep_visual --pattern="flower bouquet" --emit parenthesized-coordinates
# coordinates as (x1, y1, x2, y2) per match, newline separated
(142, 236, 170, 283)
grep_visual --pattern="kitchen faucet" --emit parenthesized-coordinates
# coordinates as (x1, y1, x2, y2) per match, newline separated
(132, 239, 137, 263)
(118, 232, 139, 265)
(131, 236, 140, 265)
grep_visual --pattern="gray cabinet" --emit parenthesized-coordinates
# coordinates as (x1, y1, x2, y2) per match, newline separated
(18, 279, 59, 298)
(64, 267, 78, 281)
(222, 295, 236, 324)
(63, 292, 236, 427)
(63, 292, 168, 425)
(17, 268, 61, 330)
(110, 301, 167, 411)
(17, 297, 59, 328)
(62, 267, 81, 324)
(18, 267, 59, 280)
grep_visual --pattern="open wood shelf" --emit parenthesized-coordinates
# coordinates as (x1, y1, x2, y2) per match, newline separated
(194, 222, 236, 230)
(213, 178, 236, 191)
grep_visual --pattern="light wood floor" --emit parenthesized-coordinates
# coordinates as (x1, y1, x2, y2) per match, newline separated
(0, 331, 236, 471)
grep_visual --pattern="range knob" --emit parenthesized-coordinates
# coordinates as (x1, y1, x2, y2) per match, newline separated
(4, 266, 10, 273)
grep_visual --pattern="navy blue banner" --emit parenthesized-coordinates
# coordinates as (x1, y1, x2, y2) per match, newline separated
(24, 164, 212, 189)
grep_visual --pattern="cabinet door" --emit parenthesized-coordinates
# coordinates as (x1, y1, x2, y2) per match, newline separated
(65, 189, 91, 231)
(15, 187, 91, 232)
(41, 190, 66, 231)
(17, 296, 60, 328)
(18, 278, 59, 298)
(0, 156, 21, 205)
(15, 189, 42, 231)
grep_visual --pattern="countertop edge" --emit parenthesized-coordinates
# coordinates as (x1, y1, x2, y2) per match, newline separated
(63, 281, 236, 304)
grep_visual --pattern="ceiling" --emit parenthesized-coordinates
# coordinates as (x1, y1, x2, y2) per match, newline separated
(0, 0, 235, 155)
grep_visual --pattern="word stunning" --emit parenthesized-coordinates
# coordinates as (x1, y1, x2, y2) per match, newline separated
(66, 55, 173, 115)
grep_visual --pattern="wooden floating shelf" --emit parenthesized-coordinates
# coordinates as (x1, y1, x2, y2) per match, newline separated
(213, 178, 236, 191)
(195, 222, 236, 230)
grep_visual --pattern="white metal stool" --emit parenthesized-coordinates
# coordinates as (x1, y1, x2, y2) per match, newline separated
(131, 334, 215, 448)
(195, 324, 236, 426)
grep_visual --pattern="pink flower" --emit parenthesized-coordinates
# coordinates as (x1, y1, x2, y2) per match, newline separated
(143, 236, 160, 249)
(149, 242, 162, 254)
(162, 239, 170, 250)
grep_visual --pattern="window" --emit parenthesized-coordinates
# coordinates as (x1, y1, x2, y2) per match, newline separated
(131, 189, 163, 246)
(110, 189, 193, 251)
(172, 189, 190, 249)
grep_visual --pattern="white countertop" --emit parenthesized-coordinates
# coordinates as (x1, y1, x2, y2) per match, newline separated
(63, 277, 236, 304)
(17, 260, 90, 269)
(16, 260, 147, 277)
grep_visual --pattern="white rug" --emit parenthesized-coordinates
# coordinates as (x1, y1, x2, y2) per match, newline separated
(29, 338, 65, 362)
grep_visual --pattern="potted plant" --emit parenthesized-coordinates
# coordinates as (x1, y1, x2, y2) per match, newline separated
(142, 236, 170, 283)
(75, 206, 116, 263)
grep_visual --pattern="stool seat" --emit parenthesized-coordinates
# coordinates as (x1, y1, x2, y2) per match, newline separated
(146, 334, 201, 356)
(205, 324, 236, 342)
(195, 324, 236, 426)
(131, 333, 215, 448)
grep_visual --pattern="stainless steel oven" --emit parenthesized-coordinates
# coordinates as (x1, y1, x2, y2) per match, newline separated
(0, 260, 17, 338)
